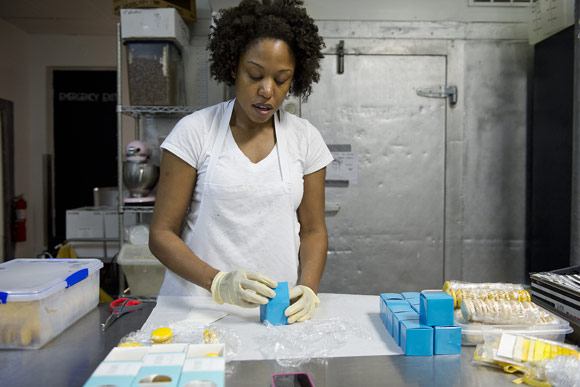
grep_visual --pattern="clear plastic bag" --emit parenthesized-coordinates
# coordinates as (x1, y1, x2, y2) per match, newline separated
(538, 355, 580, 387)
(460, 299, 557, 325)
(256, 317, 372, 367)
(443, 280, 530, 308)
(473, 330, 579, 386)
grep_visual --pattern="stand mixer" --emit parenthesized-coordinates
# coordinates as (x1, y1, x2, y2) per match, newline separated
(123, 140, 159, 204)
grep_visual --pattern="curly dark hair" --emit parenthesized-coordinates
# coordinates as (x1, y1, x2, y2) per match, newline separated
(207, 0, 325, 101)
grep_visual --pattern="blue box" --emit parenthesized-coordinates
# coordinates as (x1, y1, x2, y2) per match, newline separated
(385, 300, 411, 307)
(419, 292, 454, 326)
(132, 344, 188, 387)
(380, 293, 404, 301)
(179, 344, 225, 387)
(84, 347, 148, 387)
(385, 304, 414, 335)
(379, 297, 390, 329)
(433, 326, 461, 355)
(392, 311, 419, 345)
(400, 320, 434, 356)
(260, 282, 290, 325)
(410, 302, 420, 313)
(401, 292, 420, 300)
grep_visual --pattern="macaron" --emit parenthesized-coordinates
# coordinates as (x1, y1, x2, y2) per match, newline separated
(151, 327, 173, 344)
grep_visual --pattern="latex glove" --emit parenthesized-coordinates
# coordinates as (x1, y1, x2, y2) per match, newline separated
(211, 269, 277, 308)
(285, 285, 320, 324)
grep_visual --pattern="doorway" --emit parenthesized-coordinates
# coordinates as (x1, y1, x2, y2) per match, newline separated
(51, 69, 117, 246)
(0, 99, 15, 261)
(302, 54, 448, 293)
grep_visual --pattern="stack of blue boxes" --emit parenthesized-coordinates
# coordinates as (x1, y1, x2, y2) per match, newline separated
(379, 291, 461, 356)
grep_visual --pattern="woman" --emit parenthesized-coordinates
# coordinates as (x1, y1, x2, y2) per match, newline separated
(149, 0, 332, 324)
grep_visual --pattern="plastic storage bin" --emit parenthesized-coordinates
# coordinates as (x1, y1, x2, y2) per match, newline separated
(0, 258, 103, 349)
(117, 244, 166, 297)
(125, 41, 185, 106)
(455, 309, 573, 346)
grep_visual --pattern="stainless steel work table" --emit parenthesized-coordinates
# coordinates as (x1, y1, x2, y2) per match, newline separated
(0, 302, 522, 387)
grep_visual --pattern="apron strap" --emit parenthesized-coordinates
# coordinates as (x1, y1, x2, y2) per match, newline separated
(274, 110, 291, 183)
(206, 99, 235, 184)
(206, 100, 291, 184)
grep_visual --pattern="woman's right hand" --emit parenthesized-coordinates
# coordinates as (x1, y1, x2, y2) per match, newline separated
(211, 269, 278, 308)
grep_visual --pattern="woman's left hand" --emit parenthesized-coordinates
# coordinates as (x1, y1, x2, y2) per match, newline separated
(285, 285, 320, 324)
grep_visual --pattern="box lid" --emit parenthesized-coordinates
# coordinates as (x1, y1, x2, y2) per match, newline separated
(0, 259, 103, 303)
(121, 8, 190, 50)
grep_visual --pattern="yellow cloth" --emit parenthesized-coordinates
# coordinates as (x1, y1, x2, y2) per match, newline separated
(56, 244, 78, 258)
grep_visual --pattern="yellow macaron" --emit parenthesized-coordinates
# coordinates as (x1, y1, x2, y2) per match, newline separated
(151, 327, 173, 344)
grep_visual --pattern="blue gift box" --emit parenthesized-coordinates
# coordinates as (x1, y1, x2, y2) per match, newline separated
(401, 292, 420, 300)
(410, 302, 421, 313)
(384, 304, 414, 335)
(433, 326, 461, 355)
(419, 292, 454, 326)
(260, 282, 290, 325)
(400, 320, 434, 356)
(392, 311, 419, 345)
(380, 293, 404, 301)
(132, 344, 188, 387)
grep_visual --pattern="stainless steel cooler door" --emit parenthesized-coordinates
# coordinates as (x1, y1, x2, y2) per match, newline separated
(302, 54, 447, 293)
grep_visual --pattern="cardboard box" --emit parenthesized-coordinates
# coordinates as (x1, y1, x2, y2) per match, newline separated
(386, 304, 413, 336)
(66, 207, 137, 258)
(400, 320, 434, 356)
(393, 311, 419, 345)
(433, 326, 461, 355)
(84, 343, 225, 387)
(0, 259, 103, 349)
(134, 344, 188, 387)
(180, 344, 225, 387)
(401, 292, 420, 300)
(380, 293, 404, 300)
(420, 291, 454, 326)
(66, 207, 106, 239)
(121, 8, 190, 50)
(84, 347, 148, 387)
(260, 282, 290, 325)
(113, 0, 197, 23)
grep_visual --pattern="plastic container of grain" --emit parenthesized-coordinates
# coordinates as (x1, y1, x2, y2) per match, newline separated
(125, 40, 185, 106)
(0, 258, 103, 349)
(455, 309, 573, 346)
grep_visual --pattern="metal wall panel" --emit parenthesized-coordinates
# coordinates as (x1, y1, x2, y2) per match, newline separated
(302, 54, 447, 293)
(461, 40, 530, 284)
(296, 21, 530, 293)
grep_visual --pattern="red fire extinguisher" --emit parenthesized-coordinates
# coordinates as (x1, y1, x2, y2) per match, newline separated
(13, 195, 26, 242)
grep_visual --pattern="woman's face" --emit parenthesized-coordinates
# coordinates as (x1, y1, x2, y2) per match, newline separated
(233, 38, 296, 126)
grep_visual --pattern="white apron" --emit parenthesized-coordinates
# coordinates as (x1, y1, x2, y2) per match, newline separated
(159, 100, 301, 297)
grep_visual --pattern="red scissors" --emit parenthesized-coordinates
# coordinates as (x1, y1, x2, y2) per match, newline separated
(101, 297, 143, 331)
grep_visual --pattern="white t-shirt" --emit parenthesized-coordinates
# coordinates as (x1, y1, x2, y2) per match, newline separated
(161, 100, 334, 226)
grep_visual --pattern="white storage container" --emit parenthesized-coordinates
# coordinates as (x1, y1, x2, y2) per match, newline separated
(120, 8, 190, 51)
(117, 244, 166, 297)
(0, 258, 103, 349)
(455, 309, 573, 346)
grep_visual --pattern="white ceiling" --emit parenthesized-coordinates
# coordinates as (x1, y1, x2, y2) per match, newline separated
(0, 0, 220, 36)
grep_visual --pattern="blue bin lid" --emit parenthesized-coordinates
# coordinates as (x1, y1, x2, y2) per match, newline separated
(0, 258, 103, 303)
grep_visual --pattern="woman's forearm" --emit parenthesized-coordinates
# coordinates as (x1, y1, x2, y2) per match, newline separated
(297, 229, 328, 293)
(149, 228, 219, 292)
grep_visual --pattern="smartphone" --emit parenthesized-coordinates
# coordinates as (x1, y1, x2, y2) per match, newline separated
(271, 372, 315, 387)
